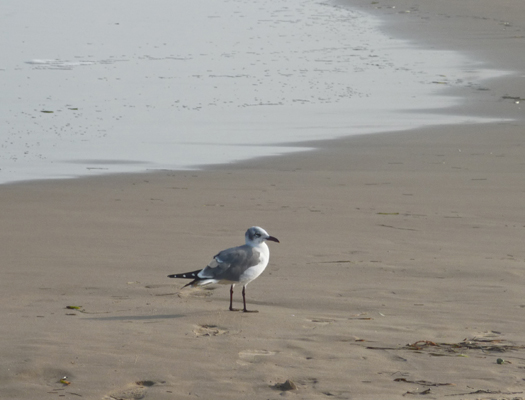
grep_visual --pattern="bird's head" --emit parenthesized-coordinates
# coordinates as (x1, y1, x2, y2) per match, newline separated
(245, 226, 280, 246)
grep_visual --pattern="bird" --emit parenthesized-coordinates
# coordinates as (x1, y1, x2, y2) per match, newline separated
(168, 226, 279, 312)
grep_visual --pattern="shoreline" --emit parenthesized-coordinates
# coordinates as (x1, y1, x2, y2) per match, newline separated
(342, 0, 525, 122)
(2, 1, 525, 399)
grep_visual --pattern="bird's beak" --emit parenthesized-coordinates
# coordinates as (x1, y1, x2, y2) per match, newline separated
(266, 236, 280, 243)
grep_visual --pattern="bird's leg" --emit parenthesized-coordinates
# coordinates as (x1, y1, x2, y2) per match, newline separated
(242, 285, 258, 313)
(229, 285, 240, 311)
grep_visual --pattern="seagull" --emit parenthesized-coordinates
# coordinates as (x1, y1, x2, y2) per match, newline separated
(168, 226, 279, 312)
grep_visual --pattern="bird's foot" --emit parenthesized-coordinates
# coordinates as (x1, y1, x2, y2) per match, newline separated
(242, 309, 259, 313)
(229, 307, 241, 312)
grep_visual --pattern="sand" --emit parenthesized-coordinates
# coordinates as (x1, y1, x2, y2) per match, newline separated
(1, 0, 525, 399)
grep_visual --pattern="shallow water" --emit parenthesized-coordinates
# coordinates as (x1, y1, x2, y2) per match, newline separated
(0, 0, 504, 184)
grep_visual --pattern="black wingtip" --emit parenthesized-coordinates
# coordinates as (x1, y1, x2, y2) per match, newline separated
(167, 269, 202, 280)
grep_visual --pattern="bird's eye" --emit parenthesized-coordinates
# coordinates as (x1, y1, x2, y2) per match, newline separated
(254, 233, 261, 238)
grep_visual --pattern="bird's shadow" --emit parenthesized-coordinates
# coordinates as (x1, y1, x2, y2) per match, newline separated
(83, 313, 186, 321)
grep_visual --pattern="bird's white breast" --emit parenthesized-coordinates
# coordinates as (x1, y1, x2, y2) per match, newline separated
(238, 242, 270, 284)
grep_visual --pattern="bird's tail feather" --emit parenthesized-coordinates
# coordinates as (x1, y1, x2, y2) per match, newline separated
(167, 269, 202, 280)
(168, 269, 215, 288)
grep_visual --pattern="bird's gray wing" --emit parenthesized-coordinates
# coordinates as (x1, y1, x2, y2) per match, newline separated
(198, 245, 261, 282)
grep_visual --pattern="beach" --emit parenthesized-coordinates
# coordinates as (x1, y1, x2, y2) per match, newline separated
(1, 0, 525, 399)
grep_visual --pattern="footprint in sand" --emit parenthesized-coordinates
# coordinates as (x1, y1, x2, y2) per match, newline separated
(193, 324, 228, 337)
(104, 380, 159, 400)
(237, 349, 278, 365)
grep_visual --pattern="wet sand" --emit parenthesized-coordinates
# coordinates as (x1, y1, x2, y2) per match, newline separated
(1, 0, 525, 399)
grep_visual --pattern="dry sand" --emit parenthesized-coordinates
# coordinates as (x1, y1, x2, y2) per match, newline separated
(1, 1, 525, 399)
